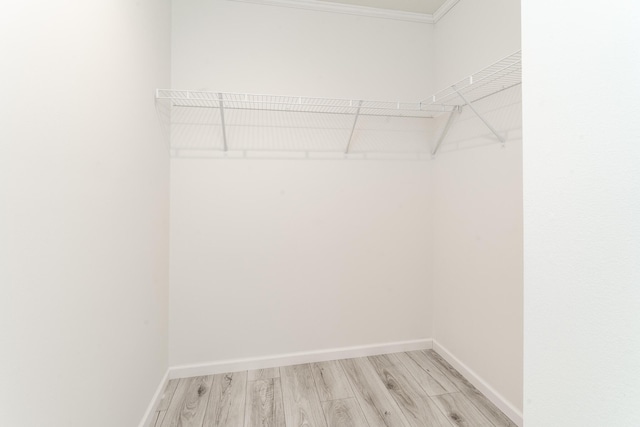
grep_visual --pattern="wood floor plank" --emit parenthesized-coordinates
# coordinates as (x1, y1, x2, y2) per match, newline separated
(159, 352, 515, 427)
(322, 398, 369, 427)
(399, 351, 458, 395)
(340, 357, 410, 427)
(245, 378, 285, 427)
(203, 371, 248, 426)
(424, 350, 517, 427)
(311, 361, 353, 402)
(394, 352, 453, 396)
(248, 368, 281, 381)
(368, 354, 455, 427)
(280, 364, 328, 427)
(432, 393, 493, 427)
(160, 376, 213, 427)
(158, 379, 180, 411)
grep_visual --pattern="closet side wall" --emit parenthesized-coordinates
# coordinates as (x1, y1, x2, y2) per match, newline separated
(434, 0, 521, 89)
(0, 2, 171, 426)
(523, 2, 640, 425)
(432, 0, 523, 417)
(169, 0, 435, 367)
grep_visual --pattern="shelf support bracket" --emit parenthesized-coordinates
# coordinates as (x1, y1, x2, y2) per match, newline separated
(454, 87, 506, 145)
(432, 106, 461, 157)
(218, 93, 228, 151)
(345, 100, 363, 154)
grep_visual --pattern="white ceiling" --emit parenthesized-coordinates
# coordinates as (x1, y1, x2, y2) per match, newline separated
(318, 0, 447, 14)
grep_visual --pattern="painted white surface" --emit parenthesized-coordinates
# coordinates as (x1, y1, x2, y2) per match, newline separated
(431, 0, 523, 415)
(172, 0, 434, 99)
(523, 2, 640, 426)
(0, 2, 171, 426)
(230, 0, 435, 23)
(320, 0, 446, 14)
(431, 99, 523, 416)
(139, 372, 170, 427)
(434, 340, 522, 426)
(169, 0, 435, 367)
(170, 339, 432, 379)
(434, 0, 521, 89)
(170, 160, 433, 365)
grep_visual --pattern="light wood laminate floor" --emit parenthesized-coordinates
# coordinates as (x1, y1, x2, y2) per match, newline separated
(153, 350, 517, 427)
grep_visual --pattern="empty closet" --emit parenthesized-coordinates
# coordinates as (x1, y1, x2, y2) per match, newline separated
(166, 0, 522, 425)
(7, 0, 636, 426)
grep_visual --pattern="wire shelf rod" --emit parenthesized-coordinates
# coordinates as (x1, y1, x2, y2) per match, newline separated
(436, 66, 522, 105)
(169, 104, 439, 119)
(157, 90, 452, 115)
(423, 50, 522, 106)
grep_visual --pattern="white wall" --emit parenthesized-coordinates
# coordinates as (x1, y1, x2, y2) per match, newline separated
(434, 0, 521, 89)
(170, 160, 432, 365)
(432, 0, 523, 418)
(0, 2, 171, 426)
(523, 2, 640, 426)
(172, 0, 435, 99)
(431, 93, 523, 416)
(169, 0, 435, 366)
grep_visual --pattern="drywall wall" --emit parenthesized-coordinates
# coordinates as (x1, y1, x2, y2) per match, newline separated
(431, 88, 523, 417)
(169, 0, 435, 366)
(523, 2, 640, 426)
(434, 0, 521, 89)
(432, 0, 523, 418)
(0, 1, 171, 426)
(171, 160, 432, 365)
(172, 0, 435, 99)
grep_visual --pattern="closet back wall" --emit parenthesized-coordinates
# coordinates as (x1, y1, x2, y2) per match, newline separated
(169, 0, 435, 366)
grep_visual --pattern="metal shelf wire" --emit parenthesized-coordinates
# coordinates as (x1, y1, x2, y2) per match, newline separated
(156, 90, 452, 118)
(425, 51, 522, 107)
(155, 50, 521, 158)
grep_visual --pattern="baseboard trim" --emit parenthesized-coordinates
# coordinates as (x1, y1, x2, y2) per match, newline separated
(168, 338, 433, 379)
(432, 340, 523, 427)
(138, 370, 169, 427)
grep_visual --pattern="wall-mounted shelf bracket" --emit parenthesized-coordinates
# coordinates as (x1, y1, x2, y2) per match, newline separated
(218, 92, 229, 151)
(431, 105, 461, 157)
(453, 87, 506, 145)
(425, 50, 521, 155)
(345, 100, 363, 154)
(155, 51, 519, 158)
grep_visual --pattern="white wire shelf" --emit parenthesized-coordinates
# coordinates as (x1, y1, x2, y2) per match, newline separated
(156, 91, 453, 119)
(425, 50, 522, 107)
(155, 50, 521, 158)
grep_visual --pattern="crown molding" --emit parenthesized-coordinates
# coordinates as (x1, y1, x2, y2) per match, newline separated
(433, 0, 461, 23)
(228, 0, 435, 23)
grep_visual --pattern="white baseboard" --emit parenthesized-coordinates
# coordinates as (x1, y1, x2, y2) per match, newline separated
(139, 339, 522, 427)
(432, 340, 523, 427)
(138, 370, 169, 427)
(168, 338, 433, 379)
